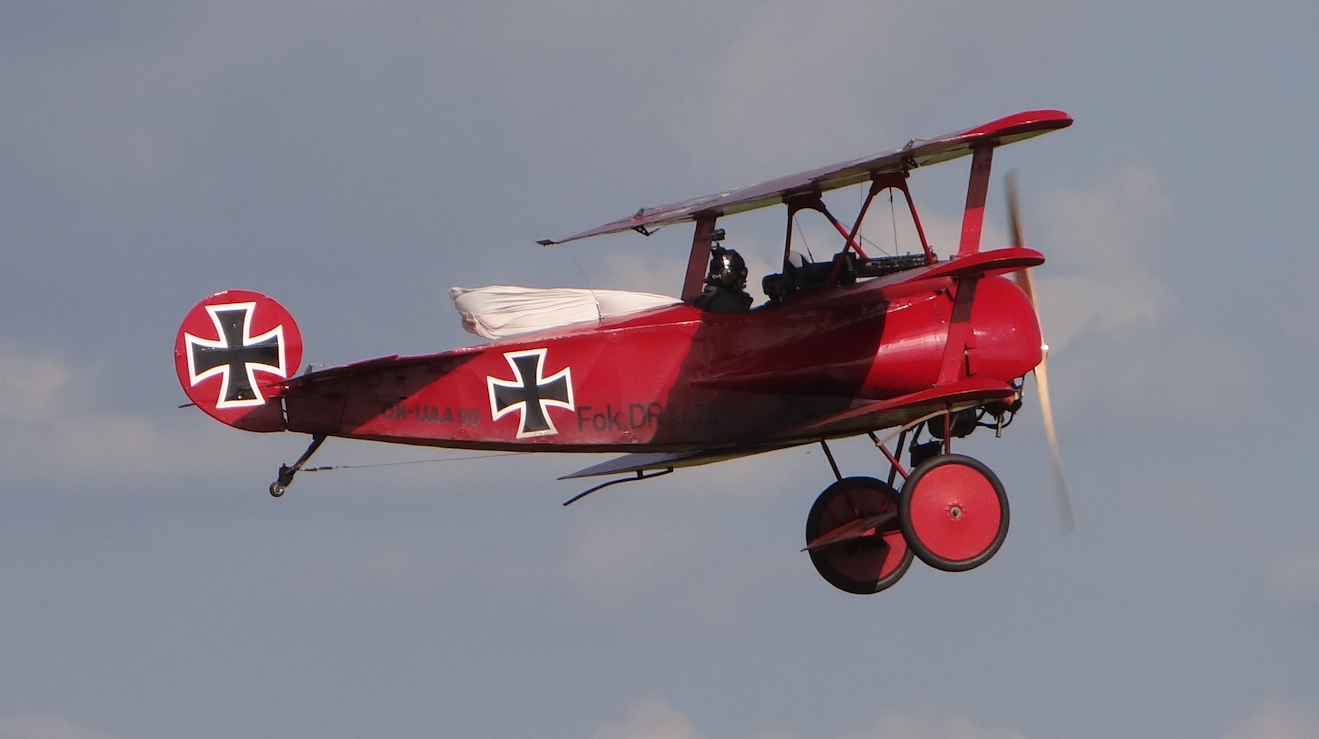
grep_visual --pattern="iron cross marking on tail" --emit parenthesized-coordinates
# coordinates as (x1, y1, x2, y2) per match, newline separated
(488, 349, 574, 438)
(185, 303, 285, 408)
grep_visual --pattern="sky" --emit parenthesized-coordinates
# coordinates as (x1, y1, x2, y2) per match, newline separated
(2, 1, 1318, 738)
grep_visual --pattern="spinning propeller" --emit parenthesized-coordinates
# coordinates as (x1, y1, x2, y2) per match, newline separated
(1004, 170, 1075, 531)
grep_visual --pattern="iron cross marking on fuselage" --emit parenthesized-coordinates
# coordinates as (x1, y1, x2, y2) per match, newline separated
(488, 349, 574, 438)
(186, 304, 284, 408)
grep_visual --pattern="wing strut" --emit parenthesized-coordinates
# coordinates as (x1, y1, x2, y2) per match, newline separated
(957, 144, 994, 257)
(681, 214, 719, 302)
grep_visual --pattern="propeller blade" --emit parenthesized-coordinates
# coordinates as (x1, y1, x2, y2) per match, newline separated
(1012, 249, 1040, 311)
(1005, 170, 1039, 304)
(1033, 351, 1075, 531)
(1005, 168, 1026, 248)
(1003, 169, 1075, 530)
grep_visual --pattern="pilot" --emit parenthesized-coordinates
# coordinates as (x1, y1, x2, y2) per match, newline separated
(694, 245, 753, 313)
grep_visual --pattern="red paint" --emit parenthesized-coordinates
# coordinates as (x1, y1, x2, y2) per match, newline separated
(175, 290, 302, 433)
(958, 146, 994, 257)
(805, 477, 911, 594)
(905, 462, 1002, 562)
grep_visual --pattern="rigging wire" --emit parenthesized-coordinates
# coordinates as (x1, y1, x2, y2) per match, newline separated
(792, 213, 815, 261)
(850, 188, 903, 257)
(566, 245, 594, 290)
(299, 451, 523, 474)
(564, 244, 605, 320)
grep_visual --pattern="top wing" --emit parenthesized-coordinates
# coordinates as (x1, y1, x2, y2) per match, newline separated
(539, 109, 1072, 246)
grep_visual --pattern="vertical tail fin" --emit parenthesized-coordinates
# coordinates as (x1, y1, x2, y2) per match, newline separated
(173, 289, 303, 432)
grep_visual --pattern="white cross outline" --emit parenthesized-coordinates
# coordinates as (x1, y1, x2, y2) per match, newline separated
(486, 348, 575, 438)
(184, 301, 287, 409)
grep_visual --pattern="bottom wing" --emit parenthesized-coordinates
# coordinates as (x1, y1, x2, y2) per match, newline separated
(778, 378, 1016, 439)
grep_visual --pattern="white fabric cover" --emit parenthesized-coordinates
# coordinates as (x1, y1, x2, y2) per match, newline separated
(450, 285, 681, 339)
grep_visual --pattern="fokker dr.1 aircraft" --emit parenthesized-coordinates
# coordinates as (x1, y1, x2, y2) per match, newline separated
(175, 109, 1073, 594)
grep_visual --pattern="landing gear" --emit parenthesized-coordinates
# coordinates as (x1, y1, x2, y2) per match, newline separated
(803, 409, 1015, 593)
(804, 477, 913, 595)
(898, 454, 1008, 572)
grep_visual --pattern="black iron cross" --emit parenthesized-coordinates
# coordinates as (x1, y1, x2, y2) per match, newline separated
(187, 306, 283, 407)
(489, 350, 573, 437)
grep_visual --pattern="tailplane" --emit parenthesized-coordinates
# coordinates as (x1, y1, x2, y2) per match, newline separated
(173, 289, 303, 432)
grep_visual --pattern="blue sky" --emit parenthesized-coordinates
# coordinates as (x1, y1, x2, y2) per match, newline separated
(2, 2, 1318, 738)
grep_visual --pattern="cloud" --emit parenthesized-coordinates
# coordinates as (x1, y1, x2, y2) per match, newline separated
(669, 2, 909, 169)
(1035, 163, 1172, 351)
(0, 345, 249, 489)
(1053, 319, 1261, 421)
(665, 0, 1101, 179)
(1223, 701, 1319, 739)
(559, 502, 707, 609)
(592, 701, 1028, 739)
(599, 251, 689, 297)
(553, 445, 821, 613)
(0, 715, 116, 739)
(1023, 165, 1262, 419)
(1265, 551, 1319, 603)
(592, 700, 1319, 739)
(591, 699, 704, 739)
(838, 712, 1028, 739)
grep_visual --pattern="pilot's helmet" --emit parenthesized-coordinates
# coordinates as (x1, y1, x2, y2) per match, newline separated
(708, 246, 748, 291)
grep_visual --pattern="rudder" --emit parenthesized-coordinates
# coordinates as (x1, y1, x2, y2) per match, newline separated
(174, 289, 303, 432)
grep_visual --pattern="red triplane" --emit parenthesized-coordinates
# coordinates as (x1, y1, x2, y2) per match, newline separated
(175, 110, 1074, 594)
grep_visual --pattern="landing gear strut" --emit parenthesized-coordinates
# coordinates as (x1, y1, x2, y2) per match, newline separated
(269, 434, 326, 497)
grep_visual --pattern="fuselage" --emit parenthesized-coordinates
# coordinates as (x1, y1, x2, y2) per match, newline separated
(279, 273, 1041, 453)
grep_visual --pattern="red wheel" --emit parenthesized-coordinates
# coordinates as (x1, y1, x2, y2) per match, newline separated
(898, 455, 1009, 572)
(805, 477, 913, 595)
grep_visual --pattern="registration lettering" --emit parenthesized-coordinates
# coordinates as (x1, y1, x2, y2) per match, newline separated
(380, 403, 481, 426)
